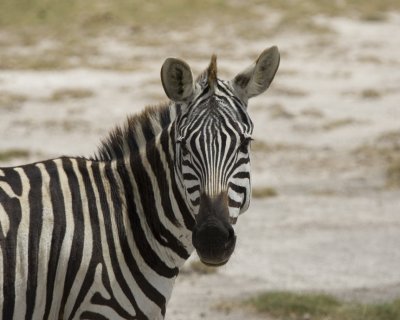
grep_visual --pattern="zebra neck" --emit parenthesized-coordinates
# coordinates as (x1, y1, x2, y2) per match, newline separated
(106, 126, 195, 270)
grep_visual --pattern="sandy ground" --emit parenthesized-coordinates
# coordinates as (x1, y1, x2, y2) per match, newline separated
(1, 11, 400, 320)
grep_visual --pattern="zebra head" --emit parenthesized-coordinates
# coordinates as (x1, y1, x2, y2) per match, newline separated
(161, 47, 280, 266)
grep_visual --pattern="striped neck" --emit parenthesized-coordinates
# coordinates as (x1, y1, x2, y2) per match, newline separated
(93, 102, 196, 265)
(108, 123, 195, 267)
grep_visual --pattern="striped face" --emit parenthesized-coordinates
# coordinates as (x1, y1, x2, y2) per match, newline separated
(162, 47, 280, 265)
(176, 79, 253, 223)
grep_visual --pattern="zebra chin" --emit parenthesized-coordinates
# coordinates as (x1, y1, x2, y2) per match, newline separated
(195, 237, 236, 267)
(191, 192, 237, 266)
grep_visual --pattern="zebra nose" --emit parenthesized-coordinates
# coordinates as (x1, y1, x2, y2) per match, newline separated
(192, 192, 236, 265)
(192, 218, 236, 265)
(193, 220, 233, 247)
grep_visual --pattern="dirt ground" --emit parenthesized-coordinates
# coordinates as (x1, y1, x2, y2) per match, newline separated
(1, 8, 400, 320)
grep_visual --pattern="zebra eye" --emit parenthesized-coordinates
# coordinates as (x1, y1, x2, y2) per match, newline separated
(180, 142, 190, 157)
(238, 137, 253, 153)
(177, 137, 190, 157)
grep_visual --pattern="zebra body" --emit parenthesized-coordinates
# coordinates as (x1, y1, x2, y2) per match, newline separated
(0, 47, 280, 319)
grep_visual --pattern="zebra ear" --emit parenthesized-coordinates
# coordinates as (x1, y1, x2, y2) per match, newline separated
(161, 58, 194, 102)
(232, 46, 280, 100)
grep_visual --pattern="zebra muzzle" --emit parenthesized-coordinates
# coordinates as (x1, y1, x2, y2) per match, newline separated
(192, 193, 236, 266)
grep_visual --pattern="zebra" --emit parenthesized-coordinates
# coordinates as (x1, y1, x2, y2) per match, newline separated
(0, 46, 280, 320)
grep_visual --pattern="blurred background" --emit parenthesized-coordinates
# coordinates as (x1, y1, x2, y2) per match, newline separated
(1, 1, 400, 319)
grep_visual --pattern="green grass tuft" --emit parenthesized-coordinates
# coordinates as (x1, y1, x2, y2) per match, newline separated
(247, 291, 340, 318)
(245, 291, 400, 320)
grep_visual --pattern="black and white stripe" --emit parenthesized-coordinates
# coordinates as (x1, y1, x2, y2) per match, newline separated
(175, 79, 254, 221)
(1, 146, 192, 319)
(0, 47, 280, 319)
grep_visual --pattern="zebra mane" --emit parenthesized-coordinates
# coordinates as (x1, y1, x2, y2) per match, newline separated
(94, 102, 174, 161)
(207, 54, 217, 91)
(196, 54, 218, 94)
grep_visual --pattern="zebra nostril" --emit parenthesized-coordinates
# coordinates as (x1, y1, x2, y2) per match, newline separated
(193, 221, 235, 251)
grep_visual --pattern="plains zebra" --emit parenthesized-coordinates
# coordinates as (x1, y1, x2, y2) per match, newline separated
(0, 46, 280, 319)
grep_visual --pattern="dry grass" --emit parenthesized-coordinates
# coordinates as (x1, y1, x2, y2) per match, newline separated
(357, 130, 400, 161)
(0, 1, 262, 69)
(251, 140, 274, 153)
(377, 130, 400, 148)
(358, 55, 384, 64)
(1, 0, 248, 29)
(274, 86, 309, 97)
(268, 103, 295, 119)
(387, 159, 400, 188)
(361, 88, 382, 99)
(310, 189, 338, 197)
(322, 118, 357, 131)
(0, 0, 257, 43)
(252, 186, 278, 199)
(0, 149, 30, 162)
(2, 0, 399, 36)
(354, 130, 400, 188)
(13, 119, 91, 132)
(360, 11, 388, 22)
(252, 140, 309, 153)
(48, 88, 94, 102)
(0, 91, 27, 110)
(300, 108, 325, 118)
(265, 0, 400, 24)
(1, 0, 400, 69)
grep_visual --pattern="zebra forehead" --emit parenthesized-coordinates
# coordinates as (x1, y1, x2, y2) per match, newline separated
(191, 97, 251, 127)
(184, 112, 251, 140)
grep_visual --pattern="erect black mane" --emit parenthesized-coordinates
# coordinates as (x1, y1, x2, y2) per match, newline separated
(94, 102, 174, 161)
